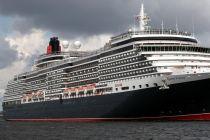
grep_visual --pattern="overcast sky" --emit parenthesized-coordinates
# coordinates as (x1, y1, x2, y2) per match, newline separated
(0, 0, 210, 108)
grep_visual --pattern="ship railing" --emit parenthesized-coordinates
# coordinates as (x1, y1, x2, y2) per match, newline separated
(111, 29, 193, 41)
(35, 48, 105, 69)
(37, 51, 92, 60)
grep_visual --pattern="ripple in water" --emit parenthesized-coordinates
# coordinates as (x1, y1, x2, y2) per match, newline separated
(1, 118, 210, 140)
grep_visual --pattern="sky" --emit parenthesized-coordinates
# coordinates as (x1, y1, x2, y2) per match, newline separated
(0, 0, 210, 110)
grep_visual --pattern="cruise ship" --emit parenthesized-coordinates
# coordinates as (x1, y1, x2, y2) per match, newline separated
(3, 3, 210, 121)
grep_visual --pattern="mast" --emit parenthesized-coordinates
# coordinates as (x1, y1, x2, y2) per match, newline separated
(137, 3, 150, 31)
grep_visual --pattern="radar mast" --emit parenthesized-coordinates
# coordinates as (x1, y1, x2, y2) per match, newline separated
(136, 3, 150, 31)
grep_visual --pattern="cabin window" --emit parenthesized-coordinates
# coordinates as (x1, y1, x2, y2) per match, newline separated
(133, 86, 135, 89)
(146, 84, 149, 87)
(122, 87, 129, 90)
(139, 85, 142, 88)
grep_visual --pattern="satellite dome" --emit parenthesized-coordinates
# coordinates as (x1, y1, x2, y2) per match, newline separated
(72, 41, 82, 49)
(62, 40, 69, 49)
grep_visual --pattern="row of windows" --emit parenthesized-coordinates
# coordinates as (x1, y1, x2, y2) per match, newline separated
(99, 56, 146, 69)
(47, 79, 64, 85)
(119, 83, 158, 91)
(47, 74, 63, 81)
(67, 79, 98, 88)
(47, 84, 63, 90)
(47, 72, 66, 79)
(47, 69, 63, 75)
(30, 79, 46, 85)
(25, 84, 46, 91)
(99, 62, 153, 75)
(65, 61, 98, 73)
(67, 73, 98, 82)
(100, 68, 157, 81)
(7, 83, 25, 89)
(25, 74, 46, 82)
(5, 89, 23, 94)
(67, 67, 98, 77)
(100, 51, 136, 63)
(138, 46, 210, 53)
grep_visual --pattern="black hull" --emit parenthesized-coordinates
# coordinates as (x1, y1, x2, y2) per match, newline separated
(3, 77, 210, 121)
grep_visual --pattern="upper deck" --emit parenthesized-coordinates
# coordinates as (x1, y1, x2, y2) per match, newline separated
(111, 29, 196, 43)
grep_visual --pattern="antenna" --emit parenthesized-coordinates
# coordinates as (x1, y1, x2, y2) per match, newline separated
(161, 20, 164, 34)
(136, 2, 150, 31)
(192, 16, 195, 37)
(175, 17, 179, 33)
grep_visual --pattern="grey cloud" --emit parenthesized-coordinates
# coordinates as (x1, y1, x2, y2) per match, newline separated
(0, 0, 133, 37)
(0, 0, 210, 39)
(0, 38, 18, 69)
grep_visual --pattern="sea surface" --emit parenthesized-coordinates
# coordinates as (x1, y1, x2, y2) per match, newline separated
(1, 117, 210, 140)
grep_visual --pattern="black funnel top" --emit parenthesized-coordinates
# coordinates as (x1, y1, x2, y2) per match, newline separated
(49, 37, 61, 53)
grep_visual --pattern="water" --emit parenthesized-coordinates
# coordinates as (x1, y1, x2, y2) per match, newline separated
(1, 118, 210, 140)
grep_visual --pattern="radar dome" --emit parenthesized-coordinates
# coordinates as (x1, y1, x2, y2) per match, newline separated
(62, 40, 69, 49)
(72, 41, 82, 49)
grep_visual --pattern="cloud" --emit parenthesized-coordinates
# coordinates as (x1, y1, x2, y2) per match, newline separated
(5, 29, 47, 60)
(0, 29, 48, 89)
(0, 0, 134, 37)
(0, 60, 28, 89)
(0, 38, 18, 69)
(0, 0, 210, 39)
